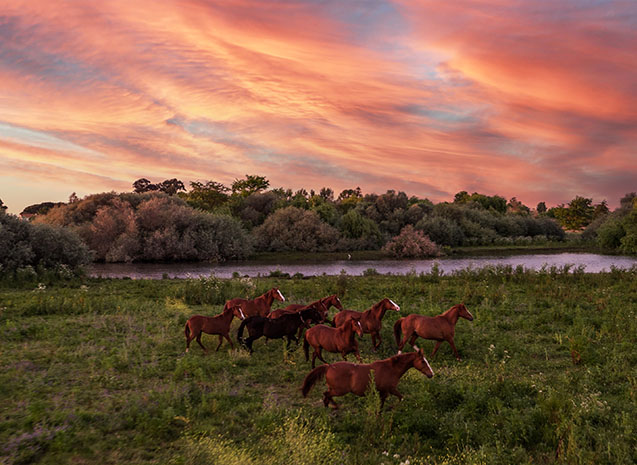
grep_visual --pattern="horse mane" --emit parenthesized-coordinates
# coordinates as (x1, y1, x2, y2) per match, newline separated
(442, 303, 463, 317)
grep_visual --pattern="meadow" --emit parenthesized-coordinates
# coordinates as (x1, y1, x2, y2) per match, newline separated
(1, 267, 636, 464)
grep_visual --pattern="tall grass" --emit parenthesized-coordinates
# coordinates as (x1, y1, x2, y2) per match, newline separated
(1, 268, 636, 464)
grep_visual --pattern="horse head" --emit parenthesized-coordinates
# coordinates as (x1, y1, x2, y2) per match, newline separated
(352, 319, 364, 337)
(271, 288, 286, 302)
(413, 348, 434, 378)
(458, 303, 474, 321)
(232, 305, 246, 320)
(327, 295, 344, 311)
(384, 298, 400, 312)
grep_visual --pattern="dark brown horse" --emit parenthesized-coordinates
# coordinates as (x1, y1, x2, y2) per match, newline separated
(394, 303, 474, 360)
(223, 287, 285, 318)
(303, 319, 364, 368)
(184, 305, 246, 353)
(333, 298, 400, 350)
(301, 349, 434, 409)
(237, 305, 323, 353)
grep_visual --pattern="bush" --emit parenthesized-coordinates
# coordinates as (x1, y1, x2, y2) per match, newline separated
(36, 192, 253, 262)
(0, 211, 90, 273)
(382, 225, 439, 258)
(254, 207, 340, 252)
(416, 216, 464, 246)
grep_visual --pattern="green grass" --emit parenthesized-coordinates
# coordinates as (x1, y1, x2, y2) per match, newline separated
(1, 268, 636, 464)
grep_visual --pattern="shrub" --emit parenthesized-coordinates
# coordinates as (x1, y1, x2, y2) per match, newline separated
(382, 225, 439, 258)
(254, 207, 340, 252)
(0, 211, 90, 273)
(416, 216, 464, 246)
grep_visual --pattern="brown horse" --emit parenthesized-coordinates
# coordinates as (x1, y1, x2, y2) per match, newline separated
(268, 294, 344, 321)
(223, 287, 285, 318)
(301, 349, 434, 409)
(303, 319, 364, 368)
(394, 303, 474, 360)
(333, 298, 400, 350)
(185, 305, 246, 353)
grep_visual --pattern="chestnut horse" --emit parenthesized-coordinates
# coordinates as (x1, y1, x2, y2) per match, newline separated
(394, 303, 474, 360)
(223, 287, 285, 318)
(303, 319, 364, 368)
(268, 294, 344, 321)
(184, 305, 246, 353)
(332, 298, 400, 350)
(301, 349, 434, 409)
(237, 305, 323, 353)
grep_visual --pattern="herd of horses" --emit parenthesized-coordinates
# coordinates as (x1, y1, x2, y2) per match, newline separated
(184, 287, 474, 409)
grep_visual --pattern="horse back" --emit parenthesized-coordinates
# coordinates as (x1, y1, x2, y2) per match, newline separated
(333, 310, 362, 328)
(305, 325, 341, 352)
(411, 314, 451, 339)
(326, 362, 372, 396)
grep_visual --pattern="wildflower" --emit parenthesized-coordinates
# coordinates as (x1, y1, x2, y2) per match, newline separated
(382, 451, 389, 456)
(393, 453, 400, 458)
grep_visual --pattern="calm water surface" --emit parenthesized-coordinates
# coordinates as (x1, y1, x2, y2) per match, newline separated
(89, 253, 637, 279)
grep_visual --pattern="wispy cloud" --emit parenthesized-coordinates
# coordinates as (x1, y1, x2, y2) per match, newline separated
(0, 0, 635, 213)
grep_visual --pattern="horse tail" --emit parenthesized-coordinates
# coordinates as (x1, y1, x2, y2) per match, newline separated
(237, 317, 249, 345)
(184, 320, 191, 339)
(303, 334, 310, 361)
(393, 318, 404, 346)
(301, 364, 328, 397)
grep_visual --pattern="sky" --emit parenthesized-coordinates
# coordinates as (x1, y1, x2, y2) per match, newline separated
(1, 0, 635, 214)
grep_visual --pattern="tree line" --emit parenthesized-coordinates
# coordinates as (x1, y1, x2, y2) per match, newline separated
(2, 177, 634, 271)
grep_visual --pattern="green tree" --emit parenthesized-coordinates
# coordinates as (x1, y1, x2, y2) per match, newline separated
(132, 178, 159, 193)
(158, 178, 186, 196)
(536, 202, 547, 214)
(184, 181, 229, 211)
(231, 175, 270, 196)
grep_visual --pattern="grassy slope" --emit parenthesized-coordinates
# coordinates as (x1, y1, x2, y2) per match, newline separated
(1, 269, 636, 464)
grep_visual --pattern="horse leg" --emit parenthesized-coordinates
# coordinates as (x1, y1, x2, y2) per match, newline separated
(379, 391, 389, 410)
(373, 332, 381, 350)
(389, 387, 403, 402)
(215, 335, 223, 351)
(315, 348, 328, 365)
(224, 334, 234, 349)
(323, 390, 339, 409)
(448, 338, 462, 361)
(398, 331, 413, 352)
(195, 333, 208, 353)
(431, 341, 443, 358)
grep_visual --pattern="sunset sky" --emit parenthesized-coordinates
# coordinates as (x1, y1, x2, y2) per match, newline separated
(1, 0, 635, 214)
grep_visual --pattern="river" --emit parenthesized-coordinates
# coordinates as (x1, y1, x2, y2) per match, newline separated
(88, 252, 637, 279)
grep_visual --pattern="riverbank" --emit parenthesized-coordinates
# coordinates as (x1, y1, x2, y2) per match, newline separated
(2, 270, 636, 464)
(86, 251, 637, 279)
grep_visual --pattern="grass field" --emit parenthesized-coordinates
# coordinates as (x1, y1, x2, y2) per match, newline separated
(1, 266, 636, 464)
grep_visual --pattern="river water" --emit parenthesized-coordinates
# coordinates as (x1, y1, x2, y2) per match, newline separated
(88, 253, 637, 279)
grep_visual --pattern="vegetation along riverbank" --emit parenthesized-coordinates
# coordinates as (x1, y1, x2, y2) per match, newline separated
(1, 268, 636, 464)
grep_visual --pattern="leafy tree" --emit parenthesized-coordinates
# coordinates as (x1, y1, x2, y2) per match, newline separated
(184, 181, 229, 211)
(536, 202, 547, 214)
(593, 200, 609, 219)
(338, 210, 381, 242)
(21, 202, 65, 217)
(454, 191, 507, 213)
(507, 197, 531, 215)
(232, 175, 270, 196)
(552, 196, 595, 230)
(132, 178, 159, 193)
(158, 178, 186, 196)
(619, 192, 636, 211)
(319, 187, 334, 201)
(254, 206, 340, 252)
